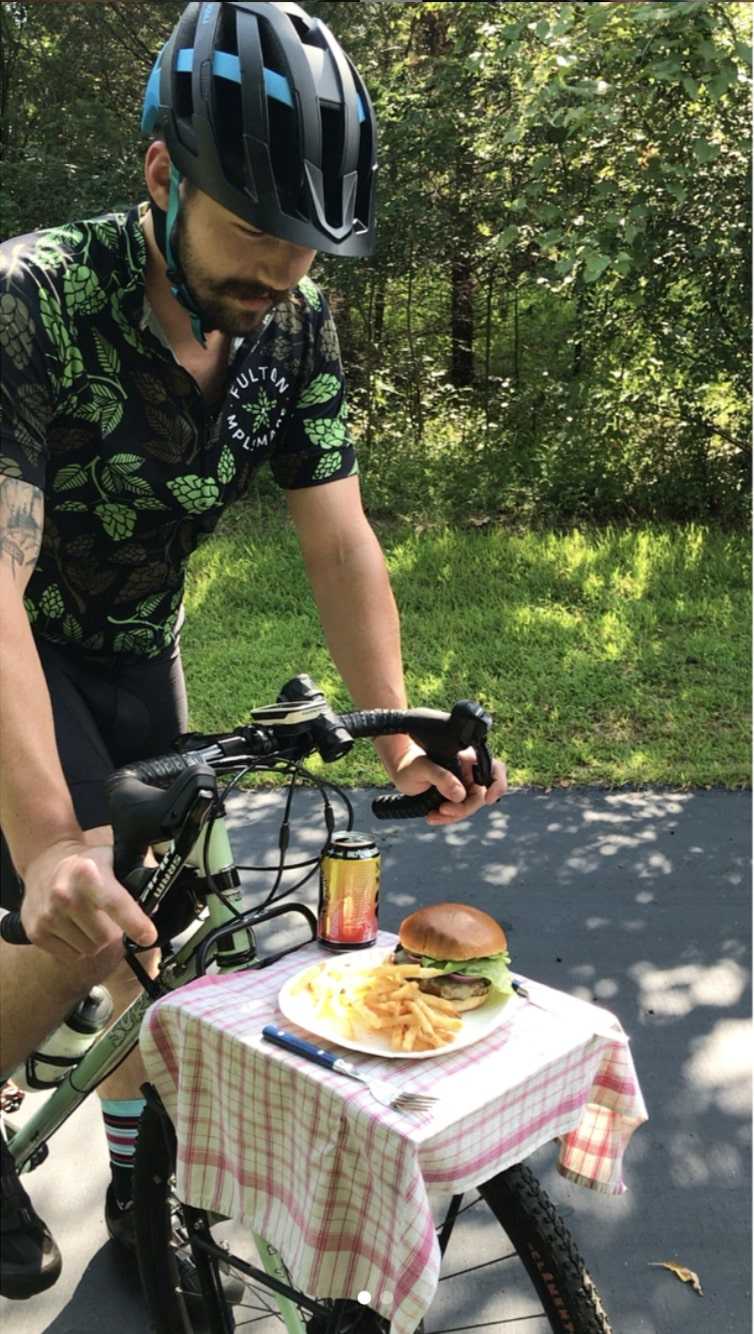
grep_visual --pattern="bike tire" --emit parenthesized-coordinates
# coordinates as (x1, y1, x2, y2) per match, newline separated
(478, 1162, 612, 1333)
(133, 1103, 194, 1334)
(135, 1100, 610, 1334)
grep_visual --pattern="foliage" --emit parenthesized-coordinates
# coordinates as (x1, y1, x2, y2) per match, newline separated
(1, 1, 750, 524)
(182, 509, 752, 789)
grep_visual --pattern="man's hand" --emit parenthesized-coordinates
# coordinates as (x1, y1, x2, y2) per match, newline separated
(19, 838, 157, 963)
(391, 744, 508, 826)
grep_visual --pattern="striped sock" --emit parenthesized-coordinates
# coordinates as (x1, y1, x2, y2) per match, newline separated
(100, 1097, 145, 1206)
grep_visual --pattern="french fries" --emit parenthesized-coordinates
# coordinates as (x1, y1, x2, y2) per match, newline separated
(290, 959, 464, 1051)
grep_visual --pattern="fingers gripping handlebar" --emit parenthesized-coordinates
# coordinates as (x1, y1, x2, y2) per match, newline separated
(344, 702, 493, 820)
(0, 686, 494, 945)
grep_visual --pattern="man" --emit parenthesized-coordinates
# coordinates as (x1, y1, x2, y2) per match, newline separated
(0, 1, 506, 1301)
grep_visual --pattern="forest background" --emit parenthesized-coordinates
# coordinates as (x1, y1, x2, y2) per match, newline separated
(1, 0, 751, 526)
(1, 1, 751, 786)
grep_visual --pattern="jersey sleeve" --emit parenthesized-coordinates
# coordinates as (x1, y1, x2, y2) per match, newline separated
(269, 284, 358, 491)
(0, 264, 57, 489)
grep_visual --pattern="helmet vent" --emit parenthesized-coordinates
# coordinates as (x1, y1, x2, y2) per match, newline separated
(320, 104, 345, 227)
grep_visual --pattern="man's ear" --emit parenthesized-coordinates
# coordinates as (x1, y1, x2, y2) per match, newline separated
(144, 140, 172, 211)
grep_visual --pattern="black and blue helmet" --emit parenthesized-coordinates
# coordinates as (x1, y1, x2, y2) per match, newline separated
(141, 1, 377, 257)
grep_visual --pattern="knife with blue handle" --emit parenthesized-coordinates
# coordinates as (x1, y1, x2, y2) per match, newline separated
(260, 1024, 438, 1112)
(262, 1024, 346, 1071)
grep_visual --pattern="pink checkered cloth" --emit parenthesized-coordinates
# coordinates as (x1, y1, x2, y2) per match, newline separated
(140, 931, 647, 1334)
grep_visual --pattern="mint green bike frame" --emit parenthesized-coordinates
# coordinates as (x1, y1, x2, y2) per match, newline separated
(9, 814, 315, 1334)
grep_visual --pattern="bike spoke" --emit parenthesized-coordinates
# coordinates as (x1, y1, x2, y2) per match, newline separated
(439, 1251, 520, 1280)
(427, 1316, 550, 1332)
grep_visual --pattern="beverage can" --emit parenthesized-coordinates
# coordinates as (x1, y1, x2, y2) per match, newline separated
(318, 831, 380, 951)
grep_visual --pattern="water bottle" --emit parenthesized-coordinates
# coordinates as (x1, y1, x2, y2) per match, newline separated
(13, 986, 114, 1091)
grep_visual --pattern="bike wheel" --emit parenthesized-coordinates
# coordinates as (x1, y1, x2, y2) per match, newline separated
(135, 1101, 610, 1334)
(420, 1168, 610, 1334)
(134, 1101, 389, 1334)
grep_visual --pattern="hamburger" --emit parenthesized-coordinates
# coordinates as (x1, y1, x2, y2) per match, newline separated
(392, 903, 512, 1012)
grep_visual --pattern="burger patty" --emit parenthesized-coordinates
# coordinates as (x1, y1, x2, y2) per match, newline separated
(419, 975, 490, 1001)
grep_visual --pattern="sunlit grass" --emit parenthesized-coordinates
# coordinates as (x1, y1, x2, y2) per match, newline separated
(182, 512, 751, 789)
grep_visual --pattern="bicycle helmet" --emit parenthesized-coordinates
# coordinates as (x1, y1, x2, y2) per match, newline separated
(141, 2, 377, 340)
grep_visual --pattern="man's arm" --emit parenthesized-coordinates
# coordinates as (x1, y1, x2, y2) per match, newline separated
(0, 476, 156, 955)
(286, 477, 507, 823)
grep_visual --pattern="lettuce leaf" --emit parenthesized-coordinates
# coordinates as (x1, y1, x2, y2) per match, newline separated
(419, 951, 513, 996)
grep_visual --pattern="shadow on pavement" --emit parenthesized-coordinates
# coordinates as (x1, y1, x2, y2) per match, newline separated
(41, 1244, 146, 1334)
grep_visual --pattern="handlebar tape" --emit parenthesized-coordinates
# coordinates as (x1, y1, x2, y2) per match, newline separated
(341, 709, 467, 820)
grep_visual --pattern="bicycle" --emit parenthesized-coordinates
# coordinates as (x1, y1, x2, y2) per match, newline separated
(1, 674, 612, 1334)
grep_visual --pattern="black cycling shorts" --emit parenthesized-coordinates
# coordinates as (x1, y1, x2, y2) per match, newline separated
(0, 637, 189, 911)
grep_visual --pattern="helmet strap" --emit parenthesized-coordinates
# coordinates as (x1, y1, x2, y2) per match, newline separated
(149, 164, 210, 349)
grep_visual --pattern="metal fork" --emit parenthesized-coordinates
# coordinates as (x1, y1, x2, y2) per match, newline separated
(262, 1025, 437, 1113)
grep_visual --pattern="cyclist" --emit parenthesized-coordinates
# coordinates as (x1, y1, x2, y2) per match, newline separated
(0, 1, 506, 1301)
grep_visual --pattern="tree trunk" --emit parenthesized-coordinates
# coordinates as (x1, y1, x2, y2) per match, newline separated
(450, 251, 475, 387)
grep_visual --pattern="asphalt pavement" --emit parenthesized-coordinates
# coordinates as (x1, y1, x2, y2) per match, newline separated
(1, 786, 751, 1334)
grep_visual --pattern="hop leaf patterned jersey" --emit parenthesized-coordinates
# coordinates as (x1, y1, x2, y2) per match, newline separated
(0, 208, 357, 659)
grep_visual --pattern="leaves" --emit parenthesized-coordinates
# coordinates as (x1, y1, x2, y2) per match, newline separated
(582, 253, 612, 285)
(649, 1262, 703, 1296)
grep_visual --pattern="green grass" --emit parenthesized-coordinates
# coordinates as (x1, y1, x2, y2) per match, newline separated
(181, 511, 751, 789)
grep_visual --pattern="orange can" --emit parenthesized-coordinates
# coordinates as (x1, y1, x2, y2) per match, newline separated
(318, 831, 380, 951)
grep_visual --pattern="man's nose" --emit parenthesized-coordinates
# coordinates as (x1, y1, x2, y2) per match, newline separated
(255, 239, 316, 292)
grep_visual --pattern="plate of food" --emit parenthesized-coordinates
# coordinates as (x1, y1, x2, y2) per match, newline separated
(278, 903, 522, 1059)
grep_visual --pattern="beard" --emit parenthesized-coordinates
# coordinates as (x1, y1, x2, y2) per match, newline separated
(172, 207, 284, 338)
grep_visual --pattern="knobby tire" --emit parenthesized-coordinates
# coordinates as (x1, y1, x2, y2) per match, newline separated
(134, 1103, 611, 1334)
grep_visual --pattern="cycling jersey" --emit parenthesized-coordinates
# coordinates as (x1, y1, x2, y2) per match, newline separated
(0, 205, 356, 659)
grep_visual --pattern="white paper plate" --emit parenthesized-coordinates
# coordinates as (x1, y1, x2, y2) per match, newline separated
(277, 946, 521, 1060)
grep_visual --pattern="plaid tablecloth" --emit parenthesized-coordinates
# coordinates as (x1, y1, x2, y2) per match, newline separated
(140, 931, 647, 1334)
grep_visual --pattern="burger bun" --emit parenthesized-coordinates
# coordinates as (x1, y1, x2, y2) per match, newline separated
(399, 902, 507, 961)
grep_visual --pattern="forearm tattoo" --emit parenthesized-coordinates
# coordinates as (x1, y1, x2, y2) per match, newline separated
(0, 477, 43, 585)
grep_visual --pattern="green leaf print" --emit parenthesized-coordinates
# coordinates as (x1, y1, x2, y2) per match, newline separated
(95, 503, 137, 541)
(63, 264, 108, 316)
(77, 386, 123, 435)
(53, 464, 88, 492)
(313, 451, 345, 482)
(110, 295, 144, 352)
(304, 410, 347, 449)
(273, 299, 305, 340)
(102, 463, 153, 495)
(319, 315, 341, 363)
(217, 446, 236, 484)
(62, 345, 85, 390)
(101, 455, 154, 498)
(134, 496, 167, 511)
(11, 420, 43, 467)
(137, 595, 164, 618)
(112, 628, 155, 654)
(56, 501, 88, 512)
(29, 233, 75, 273)
(93, 329, 120, 377)
(23, 596, 38, 624)
(89, 220, 120, 249)
(0, 293, 35, 370)
(0, 456, 23, 480)
(297, 373, 341, 409)
(108, 453, 143, 474)
(38, 287, 66, 346)
(241, 391, 274, 431)
(166, 475, 220, 514)
(62, 614, 83, 642)
(40, 585, 65, 618)
(298, 276, 322, 310)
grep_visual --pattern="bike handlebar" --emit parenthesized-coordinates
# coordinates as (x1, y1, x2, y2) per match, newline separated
(0, 677, 493, 946)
